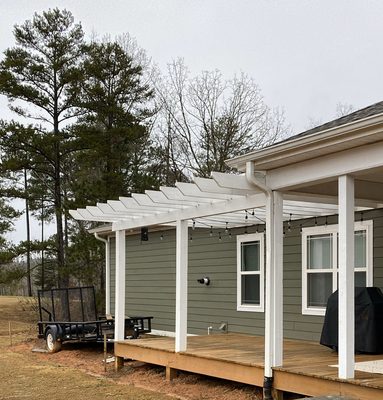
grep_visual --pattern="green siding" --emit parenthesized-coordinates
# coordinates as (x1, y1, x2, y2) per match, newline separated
(108, 209, 383, 341)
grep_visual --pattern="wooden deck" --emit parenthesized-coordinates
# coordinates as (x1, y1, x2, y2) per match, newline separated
(114, 333, 383, 399)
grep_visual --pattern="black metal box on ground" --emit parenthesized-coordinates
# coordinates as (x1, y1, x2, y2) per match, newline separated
(320, 287, 383, 353)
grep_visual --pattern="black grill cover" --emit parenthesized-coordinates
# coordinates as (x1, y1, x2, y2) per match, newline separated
(320, 287, 383, 353)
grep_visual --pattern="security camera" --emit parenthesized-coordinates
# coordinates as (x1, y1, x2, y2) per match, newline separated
(197, 277, 210, 286)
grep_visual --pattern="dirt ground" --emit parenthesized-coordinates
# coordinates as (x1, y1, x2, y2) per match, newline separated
(0, 296, 262, 400)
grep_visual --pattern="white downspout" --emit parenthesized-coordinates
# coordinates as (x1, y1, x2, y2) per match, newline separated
(94, 232, 111, 315)
(245, 161, 283, 399)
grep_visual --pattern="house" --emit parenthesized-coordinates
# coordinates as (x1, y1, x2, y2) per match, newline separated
(70, 101, 383, 399)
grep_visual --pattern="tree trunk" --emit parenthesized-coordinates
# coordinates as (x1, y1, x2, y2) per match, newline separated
(24, 169, 32, 297)
(41, 197, 45, 291)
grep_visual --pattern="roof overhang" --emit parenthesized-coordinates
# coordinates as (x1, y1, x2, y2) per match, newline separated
(227, 112, 383, 171)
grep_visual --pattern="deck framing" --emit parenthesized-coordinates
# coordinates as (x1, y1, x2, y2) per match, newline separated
(114, 334, 383, 399)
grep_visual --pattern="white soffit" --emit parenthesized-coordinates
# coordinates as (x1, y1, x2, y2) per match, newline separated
(69, 173, 362, 231)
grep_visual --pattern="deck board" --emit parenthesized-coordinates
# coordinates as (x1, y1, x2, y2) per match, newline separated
(114, 333, 383, 398)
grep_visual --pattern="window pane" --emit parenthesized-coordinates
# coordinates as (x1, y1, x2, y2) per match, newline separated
(307, 272, 332, 307)
(307, 234, 332, 269)
(355, 230, 366, 268)
(241, 241, 260, 271)
(355, 271, 366, 287)
(241, 275, 260, 305)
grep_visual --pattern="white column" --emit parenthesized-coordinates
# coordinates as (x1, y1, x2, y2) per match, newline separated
(272, 191, 284, 367)
(264, 191, 284, 378)
(175, 219, 188, 352)
(105, 237, 111, 315)
(264, 193, 274, 377)
(114, 229, 126, 341)
(338, 175, 355, 379)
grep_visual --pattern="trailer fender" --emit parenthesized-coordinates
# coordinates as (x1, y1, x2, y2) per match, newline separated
(44, 324, 63, 341)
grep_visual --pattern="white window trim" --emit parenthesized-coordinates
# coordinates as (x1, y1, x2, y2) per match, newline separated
(237, 232, 264, 312)
(302, 220, 373, 316)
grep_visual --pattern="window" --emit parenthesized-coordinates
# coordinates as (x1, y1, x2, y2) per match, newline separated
(302, 220, 373, 316)
(237, 233, 264, 312)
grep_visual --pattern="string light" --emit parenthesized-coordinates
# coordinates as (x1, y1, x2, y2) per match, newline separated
(189, 233, 193, 242)
(192, 220, 196, 230)
(218, 232, 222, 241)
(209, 226, 213, 237)
(255, 225, 259, 233)
(245, 210, 248, 221)
(325, 216, 328, 227)
(229, 229, 232, 239)
(314, 217, 318, 226)
(252, 209, 255, 216)
(160, 233, 164, 240)
(300, 224, 303, 233)
(225, 222, 229, 234)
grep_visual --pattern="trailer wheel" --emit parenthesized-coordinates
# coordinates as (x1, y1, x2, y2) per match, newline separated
(46, 329, 62, 353)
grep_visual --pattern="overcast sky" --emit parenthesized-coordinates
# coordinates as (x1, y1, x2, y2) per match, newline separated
(2, 0, 383, 241)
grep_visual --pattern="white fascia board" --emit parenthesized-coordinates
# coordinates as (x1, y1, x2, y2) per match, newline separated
(112, 192, 267, 231)
(266, 141, 383, 191)
(226, 113, 383, 171)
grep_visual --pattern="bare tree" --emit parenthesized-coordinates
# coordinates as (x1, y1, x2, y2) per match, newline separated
(335, 102, 355, 118)
(154, 59, 289, 180)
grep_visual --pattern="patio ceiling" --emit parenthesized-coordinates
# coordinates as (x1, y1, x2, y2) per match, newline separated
(69, 172, 366, 231)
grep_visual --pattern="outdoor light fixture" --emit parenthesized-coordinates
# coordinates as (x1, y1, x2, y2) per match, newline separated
(141, 227, 149, 241)
(197, 277, 210, 286)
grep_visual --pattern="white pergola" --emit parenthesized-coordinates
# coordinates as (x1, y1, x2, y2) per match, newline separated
(70, 111, 383, 383)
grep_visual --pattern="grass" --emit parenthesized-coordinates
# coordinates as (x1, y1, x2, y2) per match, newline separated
(0, 296, 174, 400)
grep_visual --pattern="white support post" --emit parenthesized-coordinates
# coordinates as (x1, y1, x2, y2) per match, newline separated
(338, 175, 355, 379)
(272, 191, 284, 367)
(175, 219, 188, 352)
(114, 230, 126, 341)
(264, 193, 274, 377)
(264, 191, 284, 378)
(105, 237, 111, 315)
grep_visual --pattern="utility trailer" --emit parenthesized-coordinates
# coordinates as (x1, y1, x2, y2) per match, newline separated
(37, 286, 153, 353)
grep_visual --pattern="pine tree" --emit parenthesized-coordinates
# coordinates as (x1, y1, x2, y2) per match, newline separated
(0, 9, 85, 287)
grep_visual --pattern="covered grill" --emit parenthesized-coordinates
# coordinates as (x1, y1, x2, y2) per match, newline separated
(320, 287, 383, 354)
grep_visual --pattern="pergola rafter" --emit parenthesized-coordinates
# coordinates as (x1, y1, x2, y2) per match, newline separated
(70, 174, 370, 230)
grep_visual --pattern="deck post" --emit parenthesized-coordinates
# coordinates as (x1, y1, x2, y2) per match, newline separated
(272, 191, 283, 367)
(105, 237, 111, 315)
(114, 229, 126, 342)
(264, 190, 284, 379)
(175, 219, 188, 352)
(338, 175, 355, 379)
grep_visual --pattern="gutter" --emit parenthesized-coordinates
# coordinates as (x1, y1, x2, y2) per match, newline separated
(245, 161, 274, 400)
(94, 232, 111, 315)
